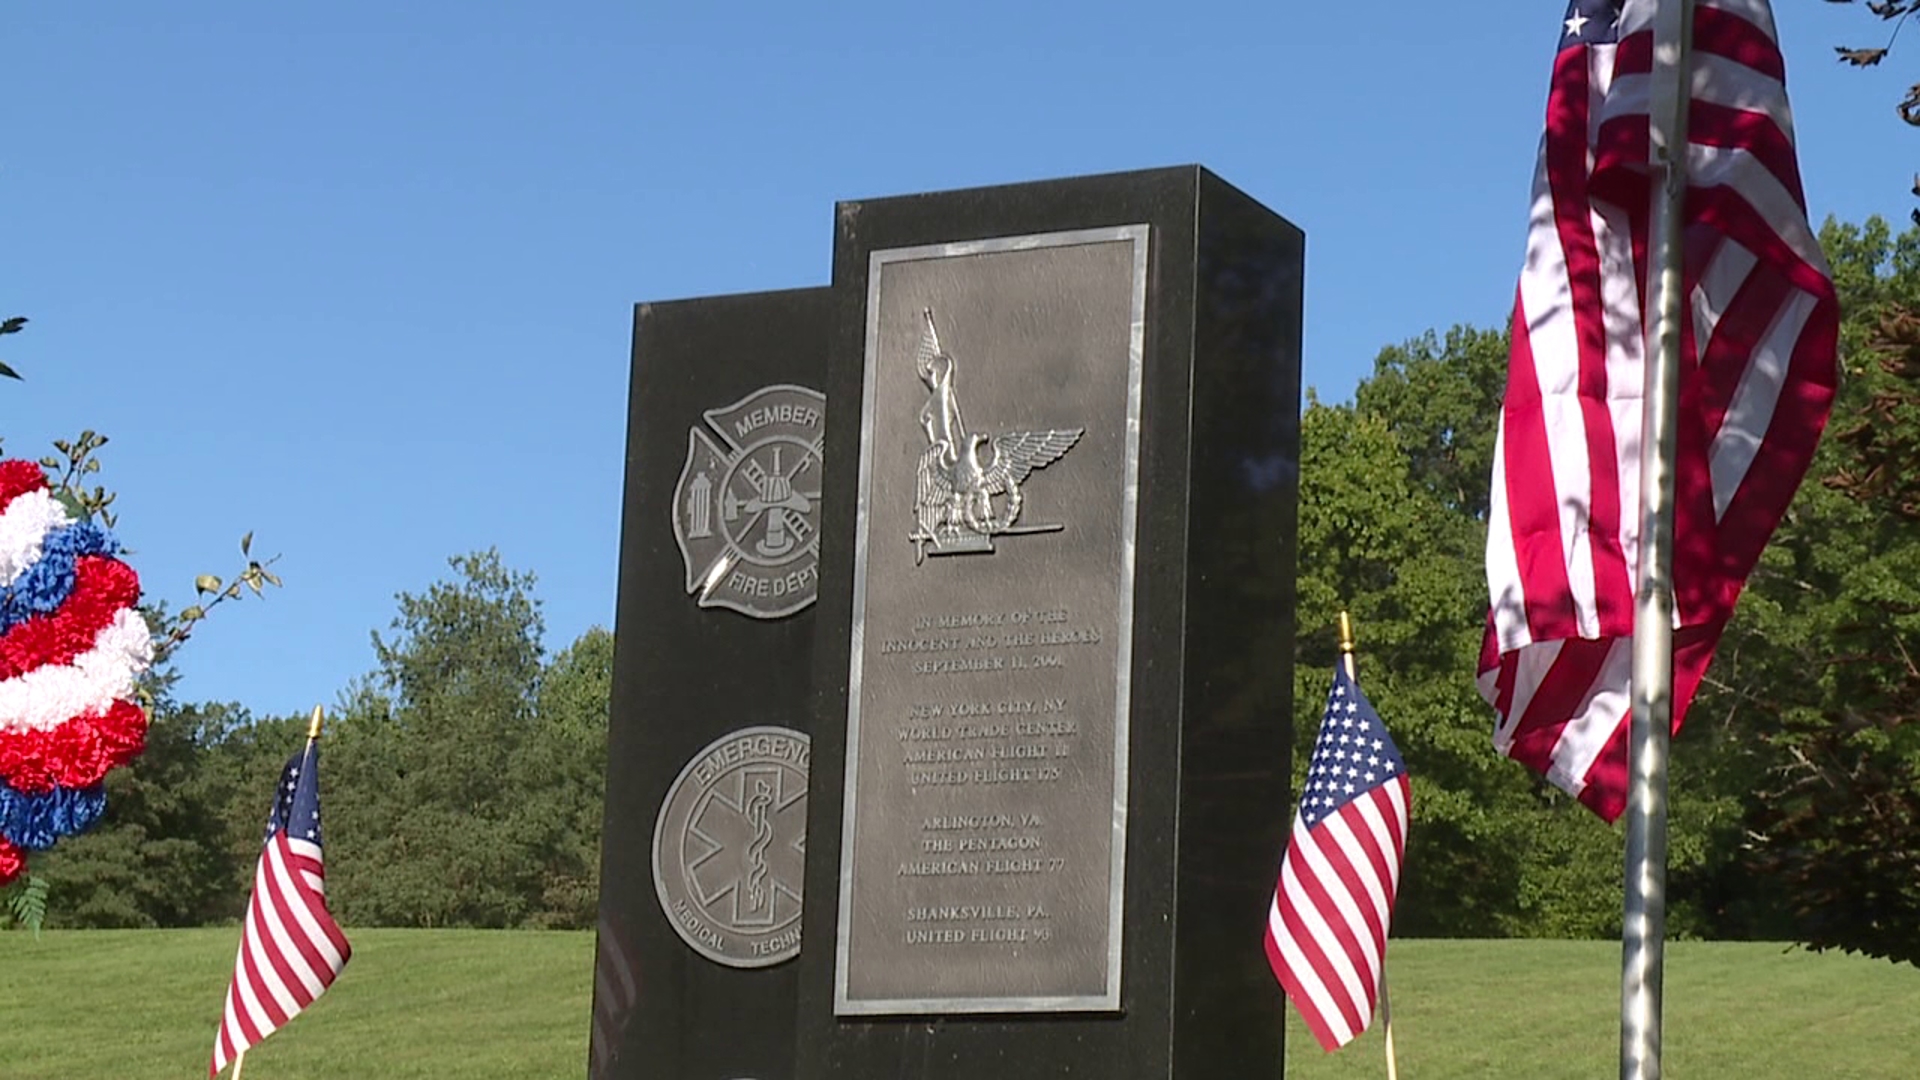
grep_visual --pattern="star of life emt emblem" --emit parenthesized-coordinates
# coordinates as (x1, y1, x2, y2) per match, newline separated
(672, 384, 825, 619)
(652, 726, 809, 968)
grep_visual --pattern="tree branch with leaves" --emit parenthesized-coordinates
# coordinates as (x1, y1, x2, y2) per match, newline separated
(1830, 0, 1920, 219)
(0, 315, 25, 382)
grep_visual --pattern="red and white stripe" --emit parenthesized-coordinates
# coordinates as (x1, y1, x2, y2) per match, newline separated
(0, 487, 69, 584)
(589, 913, 640, 1078)
(210, 831, 351, 1075)
(1482, 0, 1837, 820)
(1263, 774, 1410, 1051)
(0, 608, 152, 733)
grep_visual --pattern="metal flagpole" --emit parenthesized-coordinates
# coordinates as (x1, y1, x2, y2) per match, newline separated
(1623, 0, 1694, 1078)
(1338, 612, 1398, 1080)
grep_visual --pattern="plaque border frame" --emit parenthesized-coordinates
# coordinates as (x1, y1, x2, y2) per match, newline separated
(833, 223, 1151, 1016)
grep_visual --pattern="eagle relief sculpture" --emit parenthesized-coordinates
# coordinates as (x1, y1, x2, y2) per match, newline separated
(909, 307, 1084, 565)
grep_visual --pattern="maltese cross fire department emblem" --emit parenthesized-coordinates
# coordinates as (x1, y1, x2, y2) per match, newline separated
(672, 384, 825, 619)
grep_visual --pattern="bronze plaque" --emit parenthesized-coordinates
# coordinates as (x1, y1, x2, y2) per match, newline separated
(834, 226, 1149, 1014)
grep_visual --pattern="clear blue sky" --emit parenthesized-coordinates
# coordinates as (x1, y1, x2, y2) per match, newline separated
(5, 1, 1911, 716)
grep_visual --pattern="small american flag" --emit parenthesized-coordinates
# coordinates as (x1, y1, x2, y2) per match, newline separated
(210, 740, 352, 1077)
(1264, 665, 1410, 1052)
(1481, 0, 1838, 820)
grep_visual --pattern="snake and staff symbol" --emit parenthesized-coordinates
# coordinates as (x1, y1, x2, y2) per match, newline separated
(908, 308, 1084, 564)
(743, 776, 775, 917)
(653, 727, 809, 968)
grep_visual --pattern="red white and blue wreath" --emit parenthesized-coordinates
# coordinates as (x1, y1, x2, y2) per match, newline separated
(0, 459, 152, 886)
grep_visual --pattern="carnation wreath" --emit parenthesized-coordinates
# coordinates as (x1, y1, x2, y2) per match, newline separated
(0, 458, 152, 886)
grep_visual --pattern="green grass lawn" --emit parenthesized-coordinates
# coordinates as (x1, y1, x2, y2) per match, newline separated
(0, 929, 593, 1080)
(1286, 940, 1920, 1079)
(1, 932, 1914, 1078)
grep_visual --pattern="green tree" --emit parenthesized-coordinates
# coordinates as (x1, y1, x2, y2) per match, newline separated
(29, 701, 261, 927)
(323, 551, 609, 929)
(192, 707, 313, 920)
(1352, 324, 1509, 519)
(325, 551, 546, 927)
(524, 626, 612, 928)
(1292, 388, 1523, 936)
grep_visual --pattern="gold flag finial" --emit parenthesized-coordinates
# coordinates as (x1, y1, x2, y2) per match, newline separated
(307, 705, 324, 741)
(1338, 610, 1356, 654)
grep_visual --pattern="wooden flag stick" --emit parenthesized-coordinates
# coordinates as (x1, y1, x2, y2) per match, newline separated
(1339, 612, 1399, 1080)
(231, 1049, 247, 1080)
(1379, 974, 1400, 1080)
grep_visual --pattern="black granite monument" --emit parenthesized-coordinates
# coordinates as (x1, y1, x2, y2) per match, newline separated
(591, 288, 829, 1080)
(796, 167, 1304, 1078)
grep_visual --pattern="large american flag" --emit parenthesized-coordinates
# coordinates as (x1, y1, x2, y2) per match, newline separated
(1264, 666, 1410, 1052)
(1481, 0, 1838, 820)
(210, 740, 352, 1077)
